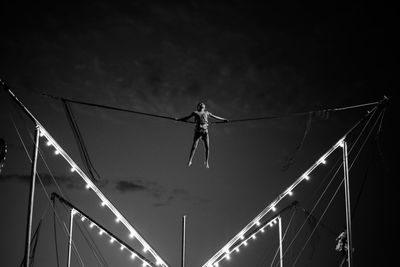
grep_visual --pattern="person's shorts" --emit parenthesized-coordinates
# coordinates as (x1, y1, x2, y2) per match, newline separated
(194, 129, 208, 140)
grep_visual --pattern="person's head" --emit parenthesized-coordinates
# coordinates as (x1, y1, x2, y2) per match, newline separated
(197, 102, 205, 111)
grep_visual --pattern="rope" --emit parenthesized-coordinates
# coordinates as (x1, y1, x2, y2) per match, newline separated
(43, 93, 180, 122)
(274, 107, 377, 266)
(281, 112, 313, 171)
(10, 113, 86, 267)
(62, 99, 101, 181)
(42, 93, 385, 125)
(290, 108, 385, 267)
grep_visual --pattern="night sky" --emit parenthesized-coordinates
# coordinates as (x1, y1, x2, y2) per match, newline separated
(0, 1, 395, 267)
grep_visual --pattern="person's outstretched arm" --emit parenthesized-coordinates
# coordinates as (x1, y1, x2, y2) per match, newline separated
(209, 113, 228, 122)
(176, 112, 195, 122)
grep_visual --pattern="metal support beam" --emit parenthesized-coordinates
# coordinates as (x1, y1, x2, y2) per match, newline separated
(342, 141, 353, 266)
(181, 215, 187, 267)
(24, 126, 40, 267)
(67, 209, 75, 267)
(278, 216, 283, 267)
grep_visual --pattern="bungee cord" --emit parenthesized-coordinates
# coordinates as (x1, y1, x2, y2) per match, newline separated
(62, 100, 102, 182)
(42, 93, 385, 125)
(269, 106, 382, 267)
(282, 108, 386, 267)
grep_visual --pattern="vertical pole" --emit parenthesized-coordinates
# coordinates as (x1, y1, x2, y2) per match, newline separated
(67, 209, 75, 267)
(278, 216, 283, 267)
(24, 125, 40, 267)
(342, 141, 353, 266)
(181, 215, 187, 267)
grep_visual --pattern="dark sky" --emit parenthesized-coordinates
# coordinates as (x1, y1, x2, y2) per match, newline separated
(0, 1, 395, 267)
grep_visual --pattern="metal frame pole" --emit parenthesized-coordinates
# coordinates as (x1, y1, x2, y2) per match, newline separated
(67, 209, 75, 267)
(342, 141, 353, 266)
(181, 215, 187, 267)
(278, 216, 283, 267)
(24, 125, 40, 267)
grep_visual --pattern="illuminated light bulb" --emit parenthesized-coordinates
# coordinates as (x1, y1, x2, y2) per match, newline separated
(215, 263, 219, 267)
(273, 219, 277, 224)
(54, 150, 60, 155)
(81, 217, 85, 222)
(90, 223, 95, 228)
(240, 235, 244, 240)
(272, 206, 277, 212)
(115, 217, 120, 223)
(252, 234, 256, 240)
(226, 254, 231, 260)
(120, 245, 125, 251)
(156, 259, 163, 266)
(320, 158, 327, 164)
(110, 238, 115, 244)
(85, 184, 91, 189)
(46, 140, 52, 146)
(142, 262, 148, 267)
(288, 191, 293, 196)
(143, 245, 149, 253)
(70, 167, 75, 172)
(129, 232, 135, 239)
(235, 247, 240, 252)
(269, 222, 273, 227)
(131, 253, 136, 259)
(101, 202, 106, 207)
(261, 227, 265, 233)
(99, 230, 104, 235)
(256, 220, 260, 226)
(303, 175, 310, 181)
(244, 241, 248, 246)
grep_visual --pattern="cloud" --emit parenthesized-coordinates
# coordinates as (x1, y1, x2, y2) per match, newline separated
(0, 173, 84, 191)
(0, 173, 208, 207)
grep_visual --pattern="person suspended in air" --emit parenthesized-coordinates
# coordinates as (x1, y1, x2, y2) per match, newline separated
(176, 102, 228, 168)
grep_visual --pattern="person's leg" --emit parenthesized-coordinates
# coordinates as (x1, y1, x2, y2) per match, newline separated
(203, 132, 210, 168)
(188, 132, 201, 166)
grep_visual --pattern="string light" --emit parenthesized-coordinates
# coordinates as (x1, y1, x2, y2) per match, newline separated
(110, 238, 115, 244)
(303, 175, 310, 181)
(120, 245, 125, 251)
(131, 252, 136, 259)
(271, 206, 277, 212)
(39, 127, 167, 267)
